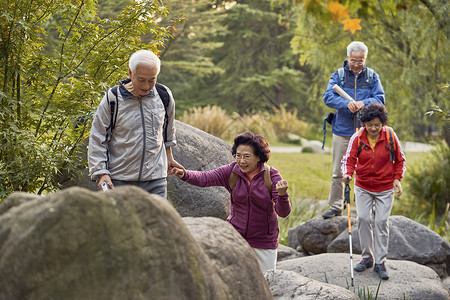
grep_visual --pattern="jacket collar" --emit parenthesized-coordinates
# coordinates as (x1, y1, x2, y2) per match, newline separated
(119, 78, 156, 100)
(360, 126, 388, 144)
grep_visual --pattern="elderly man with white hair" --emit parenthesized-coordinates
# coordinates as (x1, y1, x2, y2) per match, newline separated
(322, 41, 385, 219)
(88, 49, 183, 198)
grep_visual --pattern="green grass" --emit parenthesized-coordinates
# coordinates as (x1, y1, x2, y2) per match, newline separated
(267, 150, 449, 245)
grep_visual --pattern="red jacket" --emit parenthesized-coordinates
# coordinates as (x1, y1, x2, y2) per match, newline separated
(341, 126, 406, 192)
(182, 162, 291, 249)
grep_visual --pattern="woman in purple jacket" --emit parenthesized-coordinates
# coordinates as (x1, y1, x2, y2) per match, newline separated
(169, 132, 291, 272)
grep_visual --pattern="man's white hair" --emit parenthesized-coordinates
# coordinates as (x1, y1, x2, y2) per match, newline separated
(347, 41, 368, 58)
(129, 50, 161, 74)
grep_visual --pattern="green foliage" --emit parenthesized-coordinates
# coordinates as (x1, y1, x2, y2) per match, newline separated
(403, 141, 449, 216)
(0, 0, 184, 197)
(278, 195, 318, 245)
(301, 146, 314, 153)
(356, 280, 381, 300)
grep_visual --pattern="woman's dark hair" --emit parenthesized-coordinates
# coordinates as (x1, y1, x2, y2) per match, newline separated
(360, 103, 388, 125)
(231, 132, 270, 163)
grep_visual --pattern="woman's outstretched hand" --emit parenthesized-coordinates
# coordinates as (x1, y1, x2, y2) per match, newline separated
(168, 167, 185, 179)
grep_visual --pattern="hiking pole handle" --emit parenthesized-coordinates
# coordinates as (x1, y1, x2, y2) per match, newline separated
(333, 84, 355, 102)
(344, 184, 351, 204)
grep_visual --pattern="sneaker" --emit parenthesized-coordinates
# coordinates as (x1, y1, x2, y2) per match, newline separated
(322, 208, 342, 219)
(354, 257, 374, 272)
(374, 263, 389, 280)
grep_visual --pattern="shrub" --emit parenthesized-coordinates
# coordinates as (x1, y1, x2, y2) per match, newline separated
(268, 104, 309, 141)
(301, 146, 314, 153)
(179, 105, 238, 140)
(179, 104, 309, 143)
(405, 141, 449, 216)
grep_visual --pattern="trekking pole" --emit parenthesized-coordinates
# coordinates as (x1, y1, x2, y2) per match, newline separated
(344, 183, 354, 287)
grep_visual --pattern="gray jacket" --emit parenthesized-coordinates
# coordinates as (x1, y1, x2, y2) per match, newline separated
(88, 80, 176, 181)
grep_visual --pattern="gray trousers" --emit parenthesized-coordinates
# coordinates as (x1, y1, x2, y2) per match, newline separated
(328, 134, 351, 211)
(112, 178, 167, 199)
(355, 186, 394, 264)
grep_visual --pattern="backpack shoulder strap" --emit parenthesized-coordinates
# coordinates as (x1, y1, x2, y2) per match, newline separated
(107, 86, 119, 132)
(155, 82, 170, 110)
(263, 164, 273, 196)
(338, 67, 345, 87)
(155, 82, 170, 142)
(384, 126, 396, 163)
(366, 67, 374, 85)
(357, 127, 366, 158)
(228, 166, 239, 192)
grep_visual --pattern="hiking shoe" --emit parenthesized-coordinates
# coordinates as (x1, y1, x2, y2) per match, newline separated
(354, 258, 374, 272)
(374, 263, 389, 280)
(322, 208, 342, 219)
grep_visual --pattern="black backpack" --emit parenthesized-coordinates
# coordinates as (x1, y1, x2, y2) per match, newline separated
(106, 82, 170, 141)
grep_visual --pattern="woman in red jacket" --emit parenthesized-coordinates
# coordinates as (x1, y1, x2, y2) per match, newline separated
(341, 103, 405, 280)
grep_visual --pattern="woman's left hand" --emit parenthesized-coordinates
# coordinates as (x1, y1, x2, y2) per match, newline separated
(276, 179, 288, 196)
(394, 179, 402, 197)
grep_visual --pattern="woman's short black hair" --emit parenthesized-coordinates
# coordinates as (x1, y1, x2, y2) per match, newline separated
(231, 132, 270, 163)
(360, 103, 388, 125)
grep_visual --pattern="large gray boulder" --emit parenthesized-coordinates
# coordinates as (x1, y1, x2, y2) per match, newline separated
(277, 253, 450, 300)
(292, 216, 354, 254)
(265, 269, 359, 300)
(0, 186, 238, 300)
(168, 121, 233, 219)
(290, 215, 450, 277)
(183, 217, 273, 300)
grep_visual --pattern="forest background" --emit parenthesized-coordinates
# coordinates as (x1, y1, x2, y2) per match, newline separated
(1, 0, 448, 238)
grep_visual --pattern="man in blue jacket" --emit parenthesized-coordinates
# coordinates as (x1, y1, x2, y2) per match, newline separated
(322, 41, 385, 219)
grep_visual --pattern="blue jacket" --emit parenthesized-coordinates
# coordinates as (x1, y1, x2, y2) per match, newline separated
(323, 61, 385, 136)
(181, 162, 291, 249)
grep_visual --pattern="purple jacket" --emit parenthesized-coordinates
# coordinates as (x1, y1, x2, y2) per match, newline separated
(181, 162, 291, 249)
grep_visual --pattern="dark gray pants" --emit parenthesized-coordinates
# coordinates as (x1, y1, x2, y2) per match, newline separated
(112, 178, 167, 199)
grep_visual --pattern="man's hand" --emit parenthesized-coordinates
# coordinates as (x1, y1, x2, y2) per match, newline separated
(276, 179, 289, 196)
(347, 100, 365, 113)
(168, 159, 184, 171)
(347, 101, 358, 113)
(343, 174, 352, 184)
(168, 167, 185, 179)
(355, 101, 365, 112)
(98, 174, 114, 191)
(394, 179, 402, 197)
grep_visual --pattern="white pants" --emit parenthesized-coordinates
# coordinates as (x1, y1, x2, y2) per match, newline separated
(328, 134, 351, 211)
(355, 186, 394, 264)
(253, 248, 277, 272)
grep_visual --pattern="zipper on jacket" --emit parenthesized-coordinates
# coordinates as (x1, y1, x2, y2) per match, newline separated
(138, 98, 146, 182)
(354, 75, 358, 131)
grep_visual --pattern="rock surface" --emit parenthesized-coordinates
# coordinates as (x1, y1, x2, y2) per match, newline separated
(290, 216, 450, 277)
(168, 121, 233, 219)
(0, 187, 259, 300)
(183, 217, 273, 300)
(277, 253, 450, 300)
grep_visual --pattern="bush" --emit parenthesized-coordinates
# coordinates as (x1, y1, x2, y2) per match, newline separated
(405, 141, 449, 216)
(179, 104, 309, 143)
(179, 105, 237, 140)
(301, 146, 314, 153)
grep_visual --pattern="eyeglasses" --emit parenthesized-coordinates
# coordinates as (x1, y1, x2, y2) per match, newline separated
(349, 59, 365, 65)
(234, 154, 254, 161)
